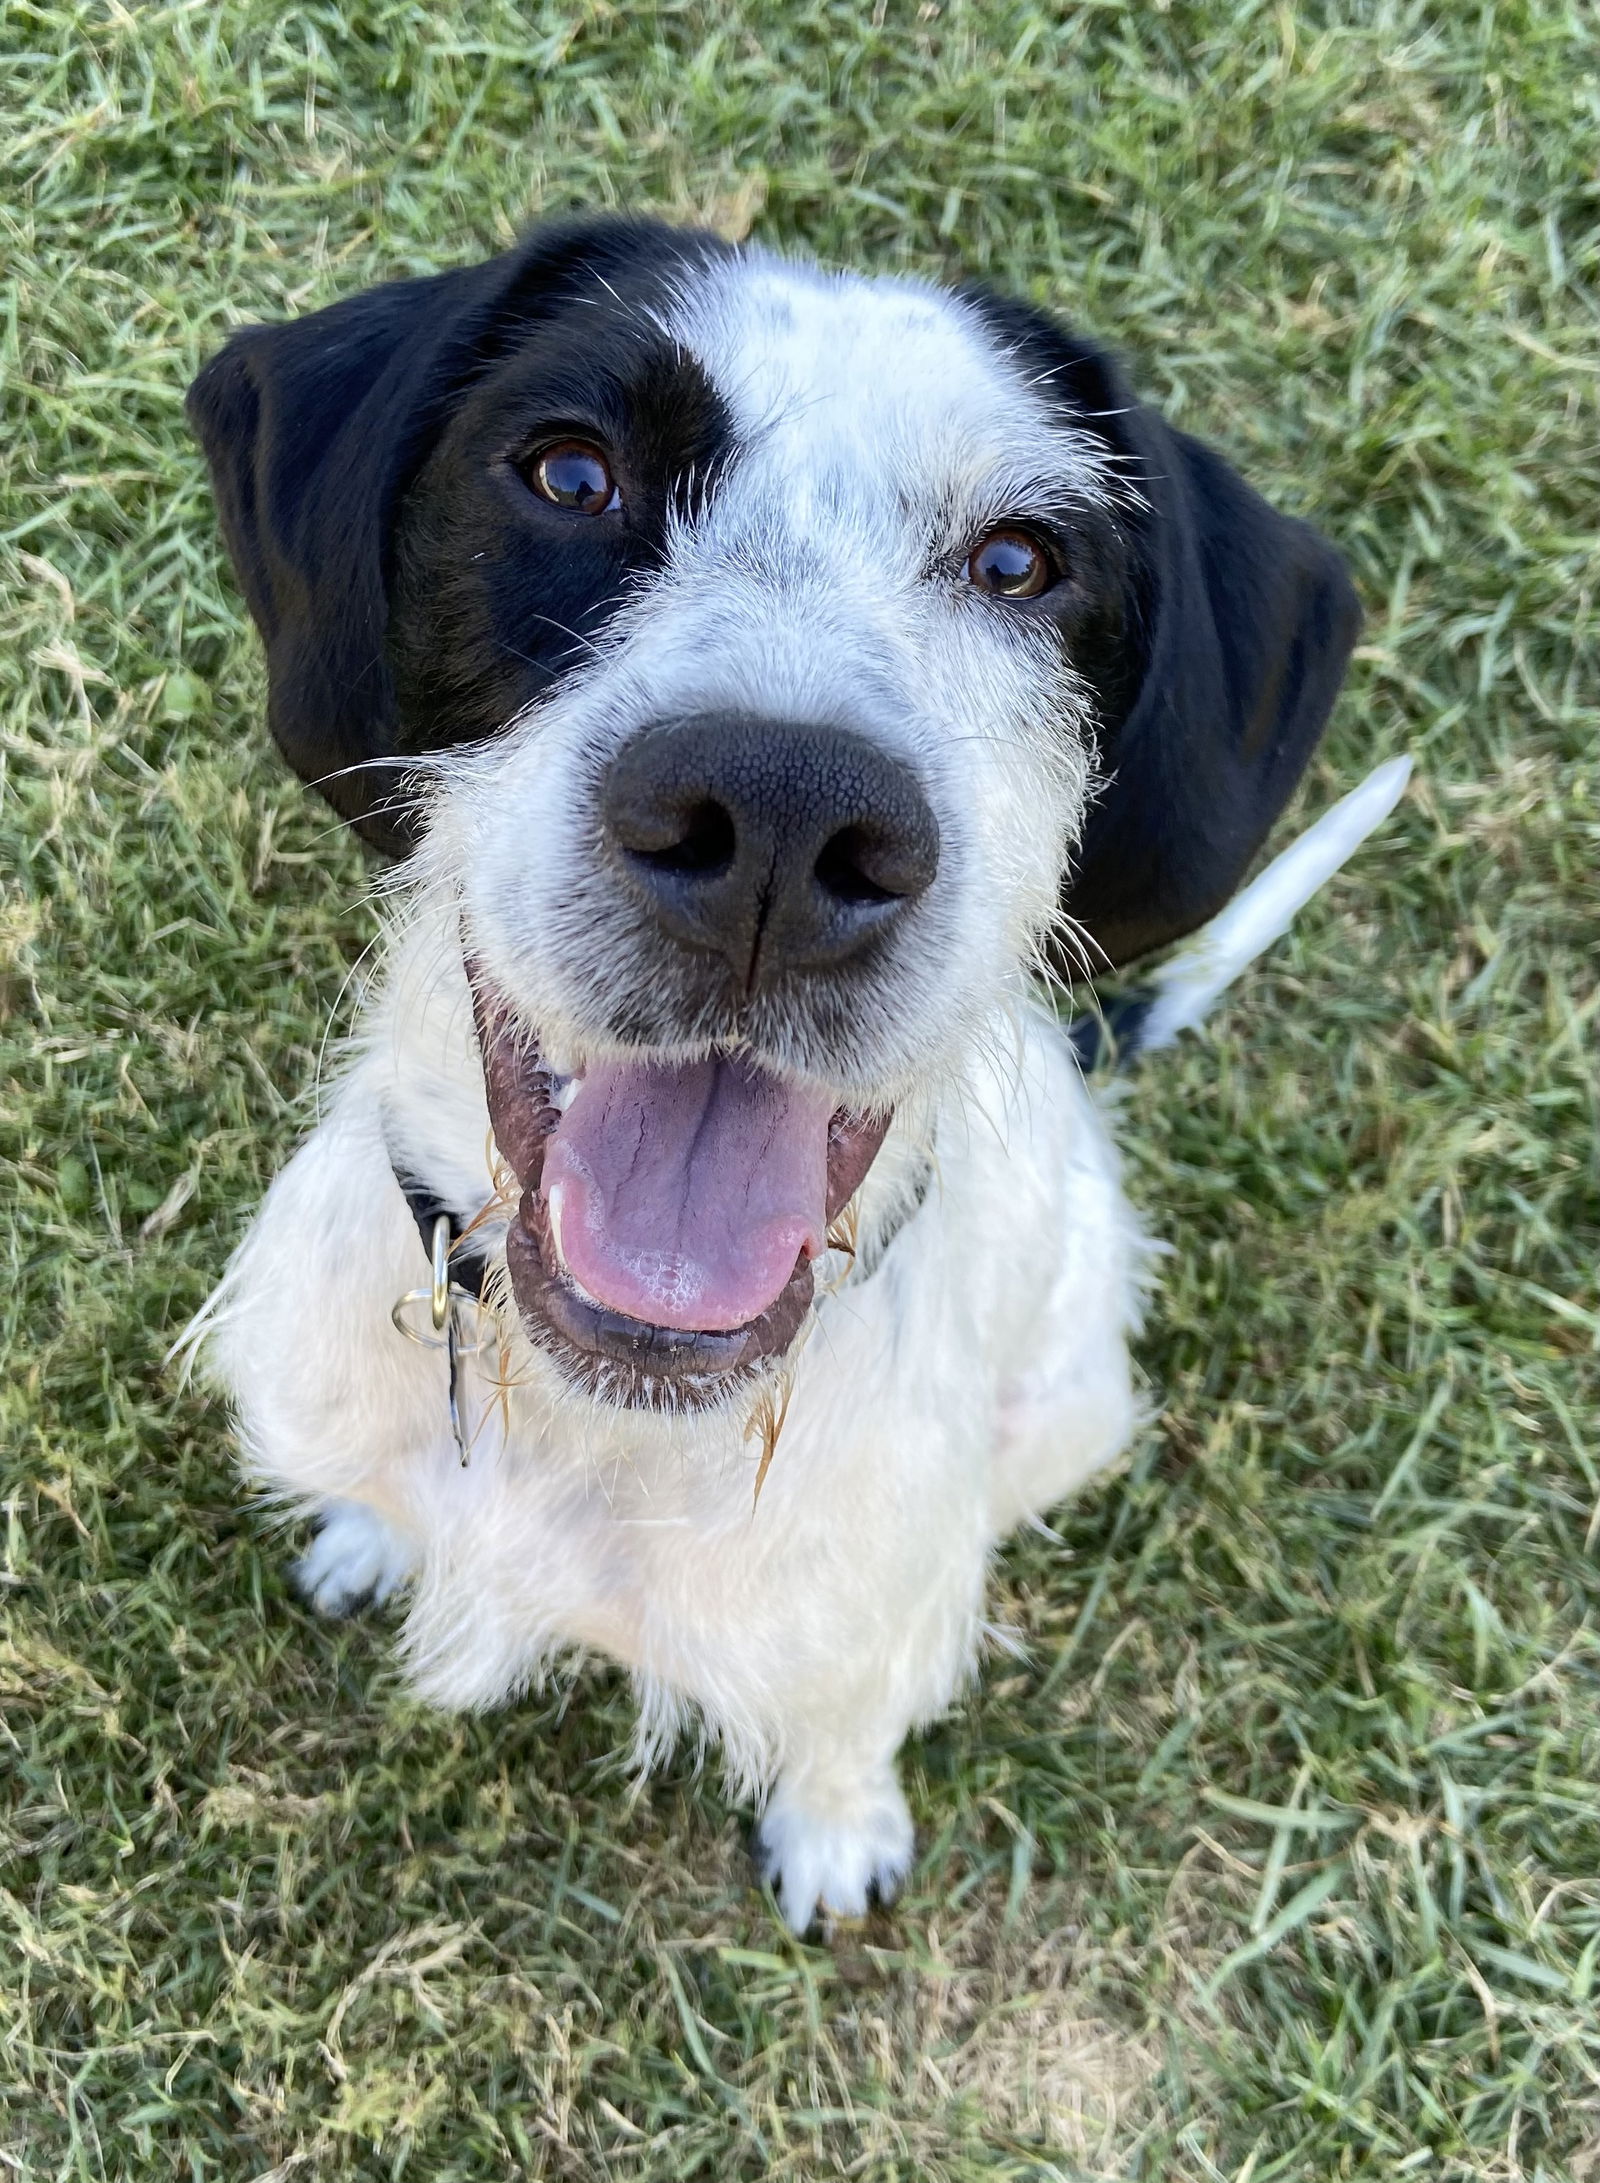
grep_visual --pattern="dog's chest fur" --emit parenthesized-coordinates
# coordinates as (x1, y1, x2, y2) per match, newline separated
(211, 904, 1144, 1801)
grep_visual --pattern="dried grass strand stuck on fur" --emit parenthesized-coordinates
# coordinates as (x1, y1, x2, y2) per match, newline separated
(745, 1369, 796, 1514)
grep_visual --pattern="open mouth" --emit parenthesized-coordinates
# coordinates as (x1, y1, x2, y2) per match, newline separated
(471, 969, 891, 1406)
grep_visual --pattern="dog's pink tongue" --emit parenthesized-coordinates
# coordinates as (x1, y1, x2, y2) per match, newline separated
(540, 1056, 833, 1332)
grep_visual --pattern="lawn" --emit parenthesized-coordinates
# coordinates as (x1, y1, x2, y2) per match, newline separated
(3, 1, 1597, 2175)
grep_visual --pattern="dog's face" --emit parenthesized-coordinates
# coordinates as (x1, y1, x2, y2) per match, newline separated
(407, 252, 1128, 1093)
(190, 218, 1358, 1407)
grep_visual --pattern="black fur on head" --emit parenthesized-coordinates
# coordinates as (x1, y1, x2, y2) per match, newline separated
(963, 289, 1362, 966)
(189, 218, 1358, 966)
(186, 217, 734, 856)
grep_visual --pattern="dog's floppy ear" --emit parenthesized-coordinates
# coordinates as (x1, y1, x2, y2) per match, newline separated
(1051, 342, 1362, 969)
(187, 219, 706, 855)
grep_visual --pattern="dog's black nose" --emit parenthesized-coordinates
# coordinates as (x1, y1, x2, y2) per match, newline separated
(602, 714, 939, 989)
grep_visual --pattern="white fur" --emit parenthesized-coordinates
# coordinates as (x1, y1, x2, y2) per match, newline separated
(1137, 756, 1414, 1052)
(204, 910, 1143, 1931)
(200, 255, 1151, 1931)
(294, 1499, 418, 1616)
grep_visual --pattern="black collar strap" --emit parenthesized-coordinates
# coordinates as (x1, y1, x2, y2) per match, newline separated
(392, 1166, 490, 1301)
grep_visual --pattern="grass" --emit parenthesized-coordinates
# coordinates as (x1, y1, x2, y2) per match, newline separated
(2, 0, 1597, 2173)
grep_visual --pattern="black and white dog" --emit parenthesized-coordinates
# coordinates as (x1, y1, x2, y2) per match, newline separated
(186, 217, 1402, 1930)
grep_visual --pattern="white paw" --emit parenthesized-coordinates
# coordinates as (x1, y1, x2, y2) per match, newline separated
(293, 1502, 418, 1618)
(755, 1773, 915, 1932)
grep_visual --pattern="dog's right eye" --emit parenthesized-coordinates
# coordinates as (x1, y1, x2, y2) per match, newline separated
(966, 526, 1056, 599)
(523, 440, 621, 515)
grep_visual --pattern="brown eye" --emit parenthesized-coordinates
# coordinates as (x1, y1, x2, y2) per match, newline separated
(967, 527, 1056, 599)
(527, 440, 618, 514)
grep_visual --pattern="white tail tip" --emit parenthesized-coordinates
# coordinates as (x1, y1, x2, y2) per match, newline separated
(1136, 754, 1414, 1054)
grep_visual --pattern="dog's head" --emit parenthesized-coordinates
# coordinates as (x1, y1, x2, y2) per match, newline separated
(190, 217, 1358, 1406)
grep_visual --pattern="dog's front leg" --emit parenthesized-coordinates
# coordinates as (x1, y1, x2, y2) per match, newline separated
(202, 1080, 456, 1610)
(755, 1729, 917, 1932)
(730, 1515, 986, 1932)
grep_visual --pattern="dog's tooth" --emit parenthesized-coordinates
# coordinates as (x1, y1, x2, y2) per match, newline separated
(545, 1179, 569, 1268)
(540, 1036, 583, 1080)
(549, 1075, 580, 1112)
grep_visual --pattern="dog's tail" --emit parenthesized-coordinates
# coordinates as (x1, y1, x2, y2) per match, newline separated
(1068, 754, 1413, 1073)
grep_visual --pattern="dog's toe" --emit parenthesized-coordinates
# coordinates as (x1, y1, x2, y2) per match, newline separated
(755, 1777, 915, 1934)
(293, 1502, 417, 1618)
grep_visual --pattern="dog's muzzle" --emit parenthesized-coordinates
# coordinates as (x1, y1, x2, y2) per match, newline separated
(439, 717, 941, 1406)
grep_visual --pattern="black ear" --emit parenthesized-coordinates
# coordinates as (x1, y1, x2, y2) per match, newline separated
(187, 218, 713, 854)
(1032, 335, 1362, 969)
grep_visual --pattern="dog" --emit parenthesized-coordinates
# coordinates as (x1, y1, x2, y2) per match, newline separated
(185, 216, 1389, 1931)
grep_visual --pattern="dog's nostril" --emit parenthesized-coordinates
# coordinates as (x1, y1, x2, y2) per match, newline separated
(814, 826, 903, 907)
(617, 798, 737, 878)
(815, 818, 939, 908)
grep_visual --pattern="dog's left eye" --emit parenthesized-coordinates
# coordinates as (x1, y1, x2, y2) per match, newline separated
(524, 440, 621, 515)
(966, 527, 1057, 600)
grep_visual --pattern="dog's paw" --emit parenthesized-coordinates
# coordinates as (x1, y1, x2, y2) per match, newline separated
(755, 1773, 915, 1933)
(293, 1502, 418, 1618)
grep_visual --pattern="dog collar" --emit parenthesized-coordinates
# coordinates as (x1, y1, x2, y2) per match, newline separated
(391, 1167, 489, 1301)
(386, 1155, 493, 1465)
